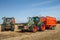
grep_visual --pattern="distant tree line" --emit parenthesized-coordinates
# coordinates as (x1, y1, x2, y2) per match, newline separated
(57, 21, 60, 23)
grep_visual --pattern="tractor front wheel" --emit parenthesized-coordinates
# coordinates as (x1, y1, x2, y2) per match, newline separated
(30, 25, 37, 32)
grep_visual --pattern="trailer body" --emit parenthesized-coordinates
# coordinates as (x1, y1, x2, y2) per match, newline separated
(40, 16, 56, 29)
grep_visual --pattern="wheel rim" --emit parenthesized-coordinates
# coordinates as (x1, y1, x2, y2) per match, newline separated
(33, 26, 37, 32)
(41, 24, 45, 31)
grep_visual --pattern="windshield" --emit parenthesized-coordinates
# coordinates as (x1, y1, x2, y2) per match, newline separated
(29, 17, 39, 22)
(6, 18, 12, 22)
(33, 17, 39, 21)
(30, 17, 34, 21)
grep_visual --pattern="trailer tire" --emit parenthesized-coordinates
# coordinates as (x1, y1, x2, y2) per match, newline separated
(30, 25, 37, 32)
(51, 26, 56, 30)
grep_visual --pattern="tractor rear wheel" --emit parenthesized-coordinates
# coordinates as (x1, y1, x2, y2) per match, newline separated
(39, 23, 45, 31)
(30, 25, 37, 32)
(11, 26, 15, 31)
(1, 25, 5, 31)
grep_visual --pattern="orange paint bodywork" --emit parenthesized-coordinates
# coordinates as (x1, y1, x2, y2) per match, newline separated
(40, 16, 56, 28)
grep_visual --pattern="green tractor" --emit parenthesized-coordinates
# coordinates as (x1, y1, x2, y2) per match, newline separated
(18, 16, 45, 32)
(1, 17, 15, 31)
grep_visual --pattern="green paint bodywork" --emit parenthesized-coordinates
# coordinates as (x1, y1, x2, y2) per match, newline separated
(2, 17, 15, 27)
(27, 17, 42, 28)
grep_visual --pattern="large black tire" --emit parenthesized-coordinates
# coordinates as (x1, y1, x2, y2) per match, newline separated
(29, 25, 37, 32)
(51, 26, 56, 30)
(39, 23, 45, 31)
(1, 25, 5, 31)
(11, 26, 15, 31)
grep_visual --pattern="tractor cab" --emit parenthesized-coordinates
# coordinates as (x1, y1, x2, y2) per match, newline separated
(28, 17, 40, 26)
(28, 17, 39, 21)
(2, 17, 15, 25)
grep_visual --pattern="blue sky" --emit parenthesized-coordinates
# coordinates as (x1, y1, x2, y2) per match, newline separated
(0, 0, 60, 23)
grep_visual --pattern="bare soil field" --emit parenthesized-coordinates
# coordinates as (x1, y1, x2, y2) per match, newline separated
(0, 24, 60, 40)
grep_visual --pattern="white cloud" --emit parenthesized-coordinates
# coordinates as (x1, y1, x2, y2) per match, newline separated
(32, 0, 58, 7)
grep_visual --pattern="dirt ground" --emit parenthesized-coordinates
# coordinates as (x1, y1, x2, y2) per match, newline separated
(0, 24, 60, 40)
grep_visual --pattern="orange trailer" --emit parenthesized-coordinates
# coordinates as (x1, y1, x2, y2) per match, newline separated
(40, 16, 56, 30)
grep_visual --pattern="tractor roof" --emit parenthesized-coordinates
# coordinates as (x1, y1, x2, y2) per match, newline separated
(2, 17, 15, 19)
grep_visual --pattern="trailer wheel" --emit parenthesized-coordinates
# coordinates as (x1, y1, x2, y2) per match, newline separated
(51, 26, 56, 30)
(30, 25, 37, 32)
(40, 23, 45, 31)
